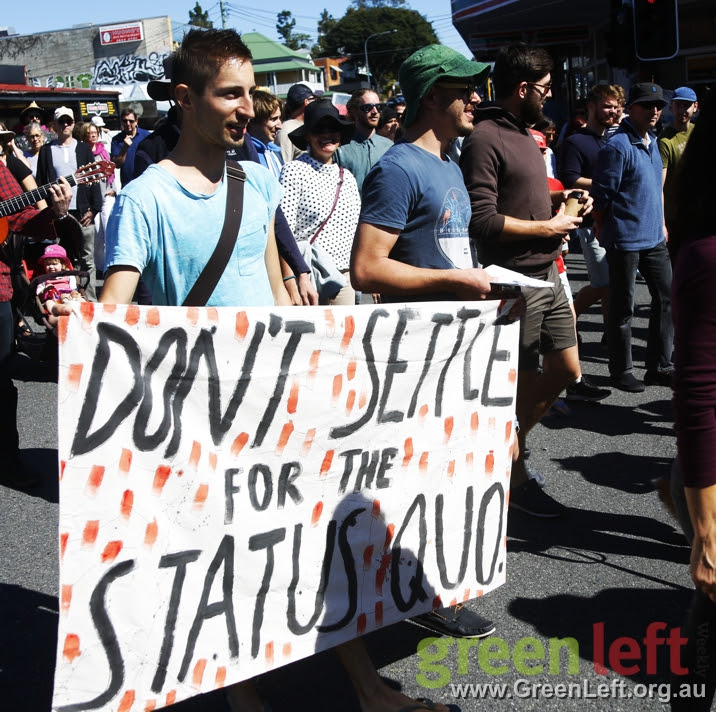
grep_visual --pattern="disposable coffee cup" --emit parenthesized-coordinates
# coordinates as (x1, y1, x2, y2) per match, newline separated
(564, 190, 583, 217)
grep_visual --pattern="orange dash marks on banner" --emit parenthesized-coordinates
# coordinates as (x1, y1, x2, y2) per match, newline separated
(419, 404, 429, 423)
(102, 302, 117, 314)
(319, 450, 334, 478)
(101, 541, 123, 563)
(144, 518, 158, 548)
(332, 374, 342, 402)
(444, 416, 454, 443)
(192, 658, 207, 687)
(476, 588, 484, 597)
(282, 643, 292, 659)
(449, 597, 458, 607)
(86, 465, 105, 494)
(447, 460, 455, 479)
(419, 451, 429, 474)
(357, 613, 367, 635)
(67, 363, 83, 392)
(125, 304, 140, 326)
(166, 691, 177, 705)
(265, 641, 275, 667)
(505, 420, 512, 442)
(372, 499, 381, 518)
(471, 411, 479, 433)
(347, 359, 357, 380)
(63, 633, 81, 662)
(152, 465, 172, 494)
(119, 448, 132, 474)
(189, 441, 201, 469)
(194, 484, 209, 510)
(80, 300, 95, 327)
(308, 349, 321, 383)
(463, 588, 471, 602)
(186, 306, 200, 326)
(488, 416, 496, 433)
(120, 489, 133, 520)
(235, 311, 249, 340)
(433, 595, 443, 609)
(485, 450, 495, 475)
(214, 667, 227, 689)
(311, 501, 323, 527)
(60, 459, 66, 480)
(375, 601, 384, 626)
(508, 367, 517, 384)
(209, 452, 217, 470)
(375, 554, 391, 594)
(60, 584, 72, 614)
(144, 700, 157, 711)
(118, 690, 135, 712)
(276, 421, 294, 454)
(346, 389, 356, 415)
(231, 432, 249, 457)
(207, 307, 219, 322)
(359, 390, 367, 409)
(82, 520, 99, 546)
(340, 315, 355, 353)
(363, 545, 374, 570)
(301, 428, 315, 455)
(146, 307, 160, 327)
(60, 532, 69, 558)
(287, 378, 299, 414)
(402, 438, 413, 467)
(384, 523, 395, 550)
(57, 315, 69, 344)
(324, 309, 335, 335)
(466, 452, 474, 469)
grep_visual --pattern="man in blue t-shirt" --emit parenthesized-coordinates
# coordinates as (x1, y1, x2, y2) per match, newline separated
(111, 108, 150, 187)
(352, 43, 497, 643)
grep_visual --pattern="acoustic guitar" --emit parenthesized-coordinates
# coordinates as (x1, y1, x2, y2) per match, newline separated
(0, 160, 115, 243)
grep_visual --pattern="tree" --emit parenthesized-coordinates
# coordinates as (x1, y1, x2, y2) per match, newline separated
(276, 10, 312, 51)
(351, 0, 406, 7)
(188, 2, 213, 28)
(320, 7, 438, 90)
(312, 9, 338, 57)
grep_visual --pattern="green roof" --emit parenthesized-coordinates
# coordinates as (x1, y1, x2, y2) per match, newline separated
(253, 60, 322, 75)
(242, 32, 312, 64)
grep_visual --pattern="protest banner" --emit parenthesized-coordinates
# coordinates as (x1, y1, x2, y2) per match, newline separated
(53, 300, 518, 712)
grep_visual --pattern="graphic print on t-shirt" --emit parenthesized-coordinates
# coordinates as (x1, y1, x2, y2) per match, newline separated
(435, 186, 473, 269)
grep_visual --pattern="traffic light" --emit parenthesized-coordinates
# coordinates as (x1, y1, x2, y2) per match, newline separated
(633, 0, 679, 61)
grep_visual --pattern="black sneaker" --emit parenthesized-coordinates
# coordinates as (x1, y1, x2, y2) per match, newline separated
(509, 479, 566, 518)
(644, 369, 674, 387)
(610, 371, 645, 393)
(412, 605, 496, 639)
(565, 377, 611, 402)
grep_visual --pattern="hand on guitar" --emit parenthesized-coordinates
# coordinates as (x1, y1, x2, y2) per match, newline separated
(48, 177, 72, 220)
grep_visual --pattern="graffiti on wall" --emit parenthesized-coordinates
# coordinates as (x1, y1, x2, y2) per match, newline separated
(27, 51, 168, 88)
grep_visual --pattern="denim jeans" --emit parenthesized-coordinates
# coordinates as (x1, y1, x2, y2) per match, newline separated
(605, 241, 673, 376)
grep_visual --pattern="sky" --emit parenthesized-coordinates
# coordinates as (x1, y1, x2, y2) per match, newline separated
(1, 0, 472, 58)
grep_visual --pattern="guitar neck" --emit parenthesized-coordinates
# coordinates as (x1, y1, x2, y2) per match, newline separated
(0, 174, 79, 218)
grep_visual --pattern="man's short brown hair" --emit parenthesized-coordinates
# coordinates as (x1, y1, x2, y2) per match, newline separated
(346, 88, 376, 115)
(251, 90, 282, 124)
(586, 84, 622, 107)
(172, 28, 253, 96)
(492, 42, 554, 100)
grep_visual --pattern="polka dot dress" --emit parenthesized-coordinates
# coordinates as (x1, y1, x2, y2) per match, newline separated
(279, 153, 361, 270)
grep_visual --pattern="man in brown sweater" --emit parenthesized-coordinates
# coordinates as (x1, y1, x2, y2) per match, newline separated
(461, 42, 591, 518)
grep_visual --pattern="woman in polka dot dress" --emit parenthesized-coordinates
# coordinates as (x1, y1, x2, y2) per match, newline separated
(279, 99, 361, 305)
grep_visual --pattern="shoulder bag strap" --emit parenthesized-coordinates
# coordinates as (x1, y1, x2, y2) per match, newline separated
(309, 166, 344, 245)
(182, 161, 247, 307)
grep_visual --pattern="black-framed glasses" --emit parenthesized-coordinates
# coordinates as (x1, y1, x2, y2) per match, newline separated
(436, 81, 477, 98)
(359, 103, 380, 113)
(528, 81, 552, 98)
(121, 118, 137, 124)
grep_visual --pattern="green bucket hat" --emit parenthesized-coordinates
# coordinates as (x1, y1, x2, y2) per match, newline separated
(399, 44, 491, 128)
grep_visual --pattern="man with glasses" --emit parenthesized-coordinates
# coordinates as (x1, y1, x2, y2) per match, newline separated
(36, 106, 102, 299)
(334, 88, 393, 192)
(111, 108, 150, 187)
(352, 44, 497, 642)
(461, 42, 588, 517)
(592, 82, 673, 393)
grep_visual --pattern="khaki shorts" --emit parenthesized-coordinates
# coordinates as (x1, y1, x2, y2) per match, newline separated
(519, 261, 576, 371)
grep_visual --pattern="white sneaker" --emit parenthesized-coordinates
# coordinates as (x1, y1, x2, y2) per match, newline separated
(525, 461, 546, 488)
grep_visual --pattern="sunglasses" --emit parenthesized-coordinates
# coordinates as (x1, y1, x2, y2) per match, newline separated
(359, 103, 380, 113)
(436, 82, 477, 98)
(634, 101, 663, 110)
(57, 118, 74, 125)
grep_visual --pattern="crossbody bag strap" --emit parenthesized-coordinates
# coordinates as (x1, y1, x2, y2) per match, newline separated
(309, 166, 344, 245)
(182, 161, 247, 307)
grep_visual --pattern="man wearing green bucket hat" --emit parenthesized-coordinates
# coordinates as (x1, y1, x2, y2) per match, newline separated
(352, 45, 497, 641)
